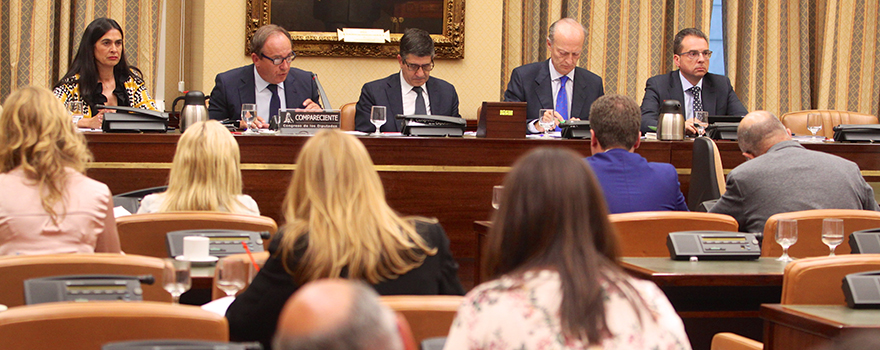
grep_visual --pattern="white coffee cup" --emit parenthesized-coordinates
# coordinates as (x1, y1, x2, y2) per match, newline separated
(183, 236, 210, 260)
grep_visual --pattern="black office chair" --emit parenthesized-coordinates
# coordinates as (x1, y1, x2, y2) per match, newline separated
(688, 137, 725, 211)
(112, 186, 167, 213)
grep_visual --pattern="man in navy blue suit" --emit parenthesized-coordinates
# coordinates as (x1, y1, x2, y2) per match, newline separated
(208, 24, 321, 130)
(586, 94, 688, 214)
(640, 28, 747, 134)
(504, 18, 604, 134)
(354, 28, 461, 133)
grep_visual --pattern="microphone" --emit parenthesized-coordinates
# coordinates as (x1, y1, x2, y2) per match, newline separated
(312, 73, 332, 110)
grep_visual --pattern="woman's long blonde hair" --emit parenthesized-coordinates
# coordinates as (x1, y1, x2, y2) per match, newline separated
(160, 120, 246, 212)
(279, 129, 436, 284)
(0, 86, 92, 224)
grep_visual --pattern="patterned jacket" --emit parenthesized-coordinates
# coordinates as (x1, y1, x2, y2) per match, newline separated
(53, 71, 158, 118)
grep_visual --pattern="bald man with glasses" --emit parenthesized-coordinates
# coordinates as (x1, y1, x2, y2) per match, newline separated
(640, 28, 747, 135)
(354, 28, 461, 133)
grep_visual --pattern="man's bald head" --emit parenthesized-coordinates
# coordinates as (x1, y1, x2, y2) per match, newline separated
(737, 111, 791, 157)
(273, 279, 402, 350)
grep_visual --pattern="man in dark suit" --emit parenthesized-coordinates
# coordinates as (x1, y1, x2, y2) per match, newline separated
(640, 28, 747, 134)
(585, 94, 688, 214)
(355, 28, 461, 133)
(208, 24, 321, 130)
(504, 18, 604, 134)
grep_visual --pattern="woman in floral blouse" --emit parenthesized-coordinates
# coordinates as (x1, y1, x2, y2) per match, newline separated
(444, 147, 692, 350)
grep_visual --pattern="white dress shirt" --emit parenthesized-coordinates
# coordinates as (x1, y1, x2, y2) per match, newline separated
(253, 68, 287, 119)
(679, 71, 704, 121)
(399, 71, 432, 115)
(528, 60, 575, 133)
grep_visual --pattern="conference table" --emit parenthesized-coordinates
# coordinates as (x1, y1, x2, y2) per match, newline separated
(83, 133, 880, 289)
(762, 304, 880, 350)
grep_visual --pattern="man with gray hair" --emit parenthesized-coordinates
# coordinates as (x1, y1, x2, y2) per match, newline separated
(710, 111, 879, 233)
(273, 279, 405, 350)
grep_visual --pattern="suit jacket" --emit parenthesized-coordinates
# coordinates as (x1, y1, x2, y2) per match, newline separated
(640, 70, 747, 134)
(586, 149, 688, 214)
(207, 64, 320, 122)
(504, 59, 604, 131)
(710, 141, 880, 233)
(226, 221, 465, 349)
(354, 73, 461, 133)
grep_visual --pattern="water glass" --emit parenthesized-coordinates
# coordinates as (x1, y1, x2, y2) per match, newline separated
(216, 258, 251, 297)
(163, 258, 191, 304)
(822, 218, 844, 256)
(241, 103, 257, 133)
(694, 111, 709, 136)
(807, 113, 823, 141)
(371, 106, 387, 136)
(68, 101, 84, 125)
(775, 219, 798, 262)
(538, 109, 556, 136)
(491, 185, 503, 210)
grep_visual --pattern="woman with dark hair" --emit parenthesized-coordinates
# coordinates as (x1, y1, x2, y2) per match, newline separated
(444, 147, 690, 349)
(53, 17, 158, 129)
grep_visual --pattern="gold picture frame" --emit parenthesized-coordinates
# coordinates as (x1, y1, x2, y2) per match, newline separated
(246, 0, 465, 59)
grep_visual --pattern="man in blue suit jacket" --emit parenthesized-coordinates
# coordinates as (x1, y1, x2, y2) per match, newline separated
(640, 28, 747, 134)
(586, 94, 688, 214)
(504, 18, 604, 134)
(209, 25, 321, 129)
(355, 28, 460, 133)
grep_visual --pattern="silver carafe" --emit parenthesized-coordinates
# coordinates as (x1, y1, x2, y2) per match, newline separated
(172, 91, 208, 133)
(657, 100, 685, 141)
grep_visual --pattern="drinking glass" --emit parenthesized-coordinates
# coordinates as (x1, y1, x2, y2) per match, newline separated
(241, 103, 257, 134)
(822, 218, 844, 257)
(216, 258, 250, 297)
(163, 258, 191, 304)
(538, 109, 556, 137)
(807, 113, 823, 141)
(491, 185, 503, 210)
(694, 111, 709, 136)
(775, 219, 798, 262)
(68, 101, 84, 125)
(371, 106, 387, 136)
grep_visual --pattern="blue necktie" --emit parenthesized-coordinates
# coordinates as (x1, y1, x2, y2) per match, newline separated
(555, 76, 569, 131)
(267, 84, 281, 120)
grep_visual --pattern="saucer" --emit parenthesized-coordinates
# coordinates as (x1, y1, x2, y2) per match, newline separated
(175, 255, 219, 265)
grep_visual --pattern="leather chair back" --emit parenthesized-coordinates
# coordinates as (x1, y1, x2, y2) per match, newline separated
(0, 253, 170, 307)
(710, 332, 763, 350)
(780, 110, 878, 137)
(781, 254, 880, 304)
(211, 251, 271, 300)
(761, 209, 880, 258)
(340, 102, 356, 131)
(688, 137, 726, 211)
(0, 301, 227, 350)
(380, 295, 463, 345)
(608, 211, 739, 257)
(115, 212, 277, 258)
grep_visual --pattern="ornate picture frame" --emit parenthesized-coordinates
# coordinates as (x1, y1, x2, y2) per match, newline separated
(245, 0, 465, 59)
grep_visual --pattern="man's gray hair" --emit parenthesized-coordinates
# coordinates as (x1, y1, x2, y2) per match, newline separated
(548, 18, 587, 43)
(737, 111, 787, 155)
(272, 282, 402, 350)
(250, 24, 292, 55)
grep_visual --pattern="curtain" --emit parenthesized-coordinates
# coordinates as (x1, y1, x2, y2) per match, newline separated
(0, 0, 162, 102)
(500, 0, 712, 103)
(724, 0, 880, 117)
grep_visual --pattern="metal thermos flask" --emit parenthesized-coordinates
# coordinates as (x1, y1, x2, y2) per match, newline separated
(174, 91, 208, 133)
(657, 100, 685, 141)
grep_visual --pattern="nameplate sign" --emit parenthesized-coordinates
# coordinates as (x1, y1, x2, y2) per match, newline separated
(336, 28, 391, 43)
(278, 109, 341, 135)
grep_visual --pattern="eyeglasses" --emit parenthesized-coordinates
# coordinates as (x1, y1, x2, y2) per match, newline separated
(402, 59, 434, 72)
(677, 50, 713, 60)
(261, 52, 296, 65)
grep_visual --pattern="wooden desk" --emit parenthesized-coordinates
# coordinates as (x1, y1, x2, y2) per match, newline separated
(621, 257, 787, 350)
(762, 304, 880, 350)
(84, 134, 880, 289)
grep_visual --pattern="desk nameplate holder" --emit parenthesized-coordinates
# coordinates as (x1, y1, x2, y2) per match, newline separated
(476, 102, 527, 139)
(277, 109, 340, 135)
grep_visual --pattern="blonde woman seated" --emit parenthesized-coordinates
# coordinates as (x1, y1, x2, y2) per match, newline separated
(0, 87, 121, 255)
(227, 130, 464, 349)
(137, 120, 259, 215)
(444, 147, 691, 350)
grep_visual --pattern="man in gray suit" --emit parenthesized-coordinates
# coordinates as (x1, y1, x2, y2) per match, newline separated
(710, 111, 880, 233)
